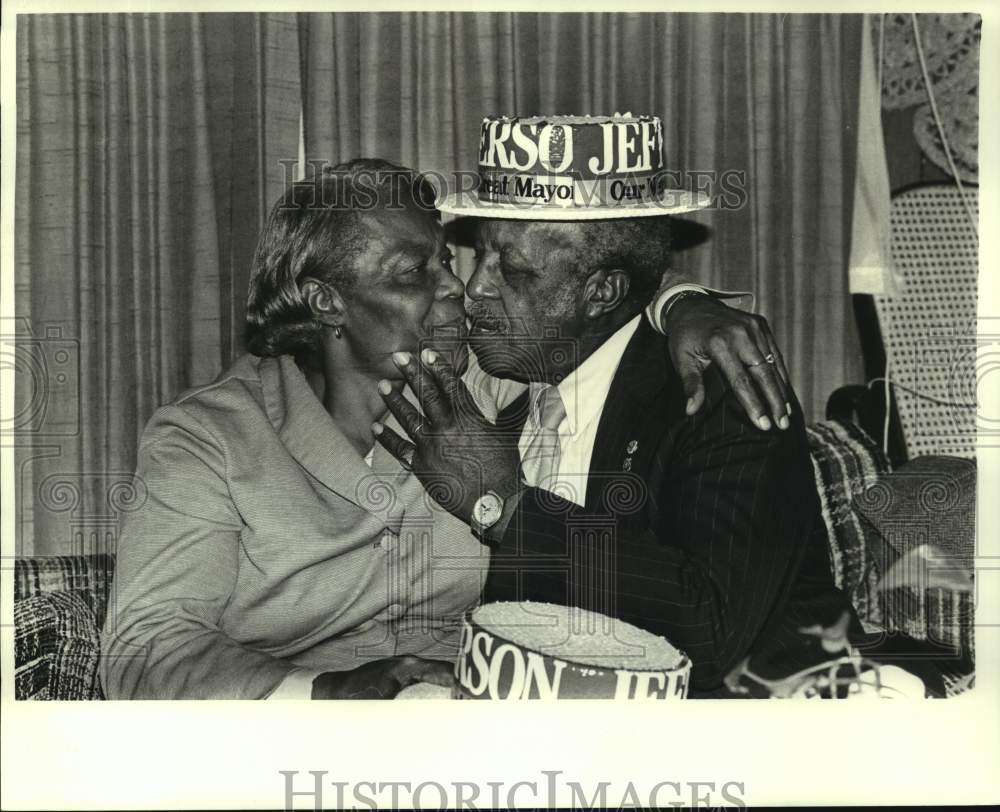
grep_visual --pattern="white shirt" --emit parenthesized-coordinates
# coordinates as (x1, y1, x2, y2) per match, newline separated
(517, 314, 642, 507)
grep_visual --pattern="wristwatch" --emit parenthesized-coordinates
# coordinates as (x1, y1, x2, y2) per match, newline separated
(470, 490, 505, 539)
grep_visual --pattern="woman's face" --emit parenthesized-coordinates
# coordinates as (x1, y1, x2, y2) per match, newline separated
(338, 203, 468, 380)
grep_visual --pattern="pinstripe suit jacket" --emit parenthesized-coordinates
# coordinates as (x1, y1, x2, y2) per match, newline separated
(485, 318, 854, 692)
(100, 353, 490, 699)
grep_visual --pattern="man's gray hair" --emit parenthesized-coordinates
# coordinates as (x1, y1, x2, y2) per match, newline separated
(580, 217, 673, 304)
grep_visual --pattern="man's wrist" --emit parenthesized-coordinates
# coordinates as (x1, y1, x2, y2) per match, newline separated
(647, 283, 712, 334)
(647, 283, 755, 335)
(659, 289, 709, 331)
(483, 483, 525, 545)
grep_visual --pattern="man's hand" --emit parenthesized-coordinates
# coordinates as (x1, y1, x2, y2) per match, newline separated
(311, 655, 455, 699)
(374, 349, 521, 522)
(662, 294, 793, 430)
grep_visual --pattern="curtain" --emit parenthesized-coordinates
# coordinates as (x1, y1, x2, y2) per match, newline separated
(16, 12, 864, 556)
(299, 12, 864, 422)
(14, 13, 301, 556)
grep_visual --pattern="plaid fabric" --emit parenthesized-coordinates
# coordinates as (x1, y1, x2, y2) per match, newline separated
(14, 554, 115, 629)
(877, 587, 975, 665)
(807, 425, 975, 693)
(854, 456, 975, 663)
(15, 591, 103, 700)
(806, 420, 892, 630)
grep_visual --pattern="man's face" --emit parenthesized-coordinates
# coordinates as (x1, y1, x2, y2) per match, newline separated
(466, 219, 587, 382)
(340, 203, 468, 379)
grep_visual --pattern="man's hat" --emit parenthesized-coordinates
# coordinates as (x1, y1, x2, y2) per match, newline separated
(437, 113, 710, 220)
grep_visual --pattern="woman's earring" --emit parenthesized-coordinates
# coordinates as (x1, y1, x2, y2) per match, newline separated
(334, 326, 343, 339)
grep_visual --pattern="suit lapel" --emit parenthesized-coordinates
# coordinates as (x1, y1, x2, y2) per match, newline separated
(492, 321, 680, 513)
(260, 355, 420, 532)
(586, 319, 678, 511)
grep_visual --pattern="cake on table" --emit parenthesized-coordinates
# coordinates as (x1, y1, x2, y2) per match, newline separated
(455, 601, 690, 700)
(396, 602, 689, 700)
(439, 112, 704, 219)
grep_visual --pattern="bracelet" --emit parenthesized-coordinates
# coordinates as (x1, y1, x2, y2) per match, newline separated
(661, 289, 708, 325)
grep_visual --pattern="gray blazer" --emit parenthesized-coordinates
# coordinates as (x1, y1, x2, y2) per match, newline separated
(100, 353, 491, 699)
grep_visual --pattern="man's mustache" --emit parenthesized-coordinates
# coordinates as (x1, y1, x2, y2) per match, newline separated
(465, 304, 512, 335)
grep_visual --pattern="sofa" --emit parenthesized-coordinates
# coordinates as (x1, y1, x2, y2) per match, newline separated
(15, 553, 114, 700)
(14, 418, 975, 700)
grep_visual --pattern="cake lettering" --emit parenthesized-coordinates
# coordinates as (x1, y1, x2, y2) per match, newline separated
(480, 175, 573, 204)
(457, 625, 568, 699)
(586, 123, 615, 175)
(480, 118, 659, 176)
(509, 123, 539, 171)
(537, 124, 573, 173)
(457, 609, 691, 699)
(610, 179, 644, 202)
(513, 177, 572, 202)
(612, 668, 688, 699)
(479, 119, 513, 169)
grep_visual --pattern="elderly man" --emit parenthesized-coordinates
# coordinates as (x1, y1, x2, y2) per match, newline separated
(376, 215, 854, 694)
(375, 114, 861, 695)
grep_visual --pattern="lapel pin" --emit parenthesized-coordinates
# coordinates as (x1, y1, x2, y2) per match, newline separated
(626, 440, 638, 454)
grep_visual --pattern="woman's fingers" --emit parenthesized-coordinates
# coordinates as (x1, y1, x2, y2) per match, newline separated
(674, 355, 708, 416)
(761, 327, 793, 406)
(747, 316, 791, 391)
(740, 316, 789, 429)
(716, 319, 789, 429)
(708, 342, 771, 430)
(397, 656, 456, 689)
(741, 349, 789, 429)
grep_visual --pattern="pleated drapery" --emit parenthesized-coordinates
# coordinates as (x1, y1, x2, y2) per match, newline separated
(299, 13, 864, 422)
(15, 12, 863, 555)
(14, 14, 300, 555)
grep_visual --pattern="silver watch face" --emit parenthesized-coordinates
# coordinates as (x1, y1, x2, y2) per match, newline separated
(473, 492, 504, 527)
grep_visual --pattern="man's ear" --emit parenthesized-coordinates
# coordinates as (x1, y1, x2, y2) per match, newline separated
(300, 276, 347, 330)
(581, 268, 630, 320)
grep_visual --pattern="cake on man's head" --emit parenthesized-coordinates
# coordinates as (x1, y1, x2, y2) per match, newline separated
(455, 602, 691, 700)
(438, 113, 710, 220)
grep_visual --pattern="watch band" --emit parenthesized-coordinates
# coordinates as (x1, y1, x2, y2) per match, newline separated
(470, 490, 504, 540)
(645, 283, 755, 334)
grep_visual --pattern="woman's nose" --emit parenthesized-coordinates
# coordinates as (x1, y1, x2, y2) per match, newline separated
(437, 267, 465, 300)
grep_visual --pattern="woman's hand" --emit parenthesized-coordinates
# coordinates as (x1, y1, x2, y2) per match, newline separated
(311, 655, 455, 699)
(663, 295, 793, 431)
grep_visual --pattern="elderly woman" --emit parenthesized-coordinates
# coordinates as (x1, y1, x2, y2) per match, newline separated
(100, 159, 791, 699)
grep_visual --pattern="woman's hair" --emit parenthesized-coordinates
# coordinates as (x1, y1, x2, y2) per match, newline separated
(245, 158, 437, 357)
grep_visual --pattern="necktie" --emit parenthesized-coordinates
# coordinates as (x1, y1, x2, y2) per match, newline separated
(520, 385, 566, 489)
